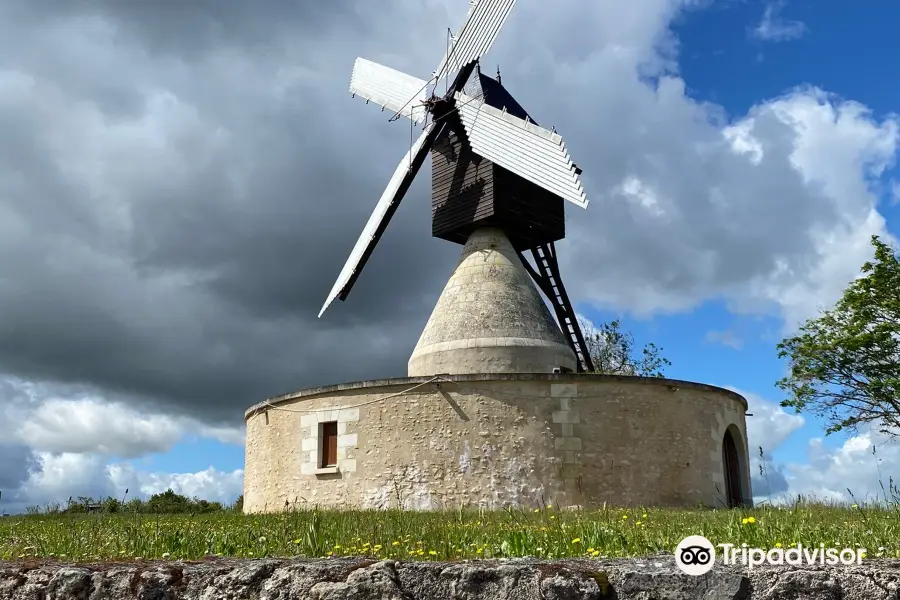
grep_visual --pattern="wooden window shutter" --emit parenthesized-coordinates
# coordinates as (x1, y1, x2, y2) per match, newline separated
(321, 422, 338, 467)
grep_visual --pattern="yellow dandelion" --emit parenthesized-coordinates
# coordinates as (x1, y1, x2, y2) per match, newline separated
(428, 550, 437, 556)
(392, 541, 400, 547)
(775, 543, 782, 548)
(572, 538, 581, 544)
(642, 513, 648, 518)
(622, 514, 628, 519)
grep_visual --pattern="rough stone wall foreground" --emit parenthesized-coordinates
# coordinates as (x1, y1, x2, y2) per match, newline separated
(3, 556, 899, 599)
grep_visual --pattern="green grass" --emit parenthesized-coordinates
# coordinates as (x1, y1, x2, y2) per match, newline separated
(1, 503, 898, 563)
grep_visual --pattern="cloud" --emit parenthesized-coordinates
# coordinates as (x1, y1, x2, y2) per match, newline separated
(109, 465, 244, 506)
(783, 430, 900, 504)
(2, 377, 242, 458)
(0, 444, 40, 491)
(0, 0, 895, 509)
(740, 390, 805, 456)
(728, 388, 804, 501)
(732, 388, 900, 505)
(2, 452, 243, 514)
(705, 329, 743, 350)
(751, 1, 809, 42)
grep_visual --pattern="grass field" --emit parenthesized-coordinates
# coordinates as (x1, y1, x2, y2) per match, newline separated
(1, 502, 898, 563)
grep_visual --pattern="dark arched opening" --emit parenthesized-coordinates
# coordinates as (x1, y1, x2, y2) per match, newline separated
(722, 428, 743, 508)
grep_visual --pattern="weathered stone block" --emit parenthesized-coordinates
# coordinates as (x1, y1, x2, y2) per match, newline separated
(555, 437, 582, 451)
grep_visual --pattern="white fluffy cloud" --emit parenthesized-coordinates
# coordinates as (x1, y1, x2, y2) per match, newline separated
(705, 330, 743, 350)
(3, 378, 243, 458)
(735, 388, 900, 505)
(740, 389, 806, 457)
(783, 430, 900, 504)
(751, 1, 809, 42)
(109, 464, 244, 506)
(0, 377, 243, 513)
(548, 67, 897, 327)
(3, 452, 242, 514)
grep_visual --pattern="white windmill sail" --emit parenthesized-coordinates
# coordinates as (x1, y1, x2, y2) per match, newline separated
(433, 0, 518, 82)
(454, 92, 588, 208)
(350, 58, 429, 125)
(320, 0, 528, 317)
(318, 122, 438, 318)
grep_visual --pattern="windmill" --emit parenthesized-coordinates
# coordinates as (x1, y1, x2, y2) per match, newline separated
(318, 0, 595, 373)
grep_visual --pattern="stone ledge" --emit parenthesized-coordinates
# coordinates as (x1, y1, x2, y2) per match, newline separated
(248, 373, 748, 419)
(2, 555, 898, 600)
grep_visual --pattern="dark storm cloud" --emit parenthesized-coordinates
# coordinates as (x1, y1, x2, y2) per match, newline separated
(0, 0, 462, 423)
(0, 445, 40, 491)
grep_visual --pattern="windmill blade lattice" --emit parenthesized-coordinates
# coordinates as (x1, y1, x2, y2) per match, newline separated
(349, 58, 429, 125)
(454, 91, 588, 208)
(432, 0, 518, 84)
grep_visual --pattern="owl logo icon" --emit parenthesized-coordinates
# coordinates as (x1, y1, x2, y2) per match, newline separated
(675, 535, 716, 576)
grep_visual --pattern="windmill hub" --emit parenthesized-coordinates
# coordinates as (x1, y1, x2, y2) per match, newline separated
(422, 94, 456, 119)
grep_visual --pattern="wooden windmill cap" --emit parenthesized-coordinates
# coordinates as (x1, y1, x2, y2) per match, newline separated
(408, 228, 576, 376)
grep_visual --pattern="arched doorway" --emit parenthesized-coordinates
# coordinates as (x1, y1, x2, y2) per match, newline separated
(722, 428, 743, 508)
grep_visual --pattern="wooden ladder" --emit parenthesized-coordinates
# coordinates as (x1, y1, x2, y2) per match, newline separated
(519, 242, 595, 373)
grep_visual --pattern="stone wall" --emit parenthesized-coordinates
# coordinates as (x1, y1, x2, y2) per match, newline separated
(243, 374, 750, 513)
(4, 557, 896, 600)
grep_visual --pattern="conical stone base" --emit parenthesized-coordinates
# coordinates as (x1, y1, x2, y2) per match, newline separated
(408, 228, 576, 376)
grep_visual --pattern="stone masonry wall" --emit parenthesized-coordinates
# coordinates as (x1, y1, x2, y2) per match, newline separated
(6, 556, 898, 600)
(243, 375, 750, 513)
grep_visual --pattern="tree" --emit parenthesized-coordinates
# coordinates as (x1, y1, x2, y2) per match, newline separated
(579, 318, 671, 377)
(777, 235, 900, 437)
(146, 489, 192, 514)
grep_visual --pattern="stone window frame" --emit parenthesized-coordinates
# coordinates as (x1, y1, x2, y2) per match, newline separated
(300, 408, 360, 476)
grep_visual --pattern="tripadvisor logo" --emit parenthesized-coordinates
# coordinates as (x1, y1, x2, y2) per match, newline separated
(674, 536, 867, 575)
(675, 535, 716, 576)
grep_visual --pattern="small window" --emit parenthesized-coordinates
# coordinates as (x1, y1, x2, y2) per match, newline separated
(320, 421, 338, 468)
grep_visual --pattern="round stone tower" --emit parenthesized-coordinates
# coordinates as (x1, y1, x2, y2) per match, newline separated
(408, 228, 576, 376)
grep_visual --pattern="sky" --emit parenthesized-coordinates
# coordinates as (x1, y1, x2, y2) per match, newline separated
(0, 0, 898, 514)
